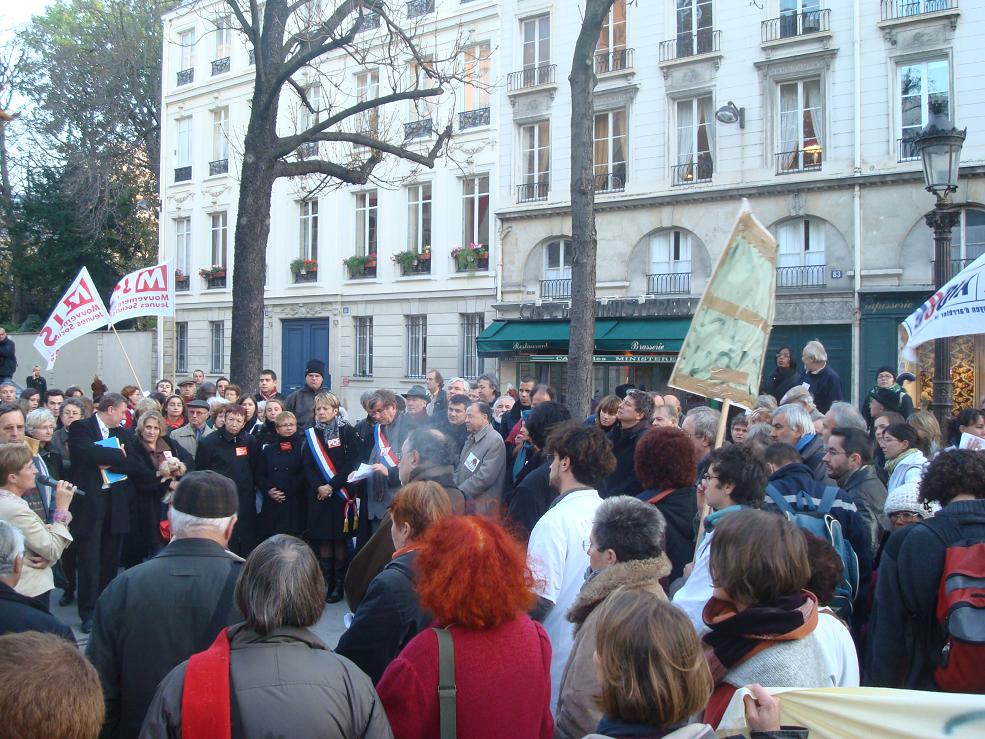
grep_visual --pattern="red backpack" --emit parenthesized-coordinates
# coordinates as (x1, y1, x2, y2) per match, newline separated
(928, 520, 985, 693)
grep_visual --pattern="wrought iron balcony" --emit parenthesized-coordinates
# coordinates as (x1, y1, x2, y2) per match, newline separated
(211, 57, 230, 75)
(659, 30, 721, 62)
(356, 12, 380, 31)
(541, 278, 571, 299)
(671, 158, 714, 186)
(775, 147, 823, 175)
(458, 107, 491, 130)
(595, 48, 634, 73)
(776, 264, 826, 289)
(404, 118, 433, 139)
(205, 275, 227, 290)
(594, 170, 626, 193)
(647, 272, 691, 295)
(175, 275, 190, 292)
(881, 0, 957, 21)
(407, 0, 434, 18)
(517, 181, 549, 203)
(762, 9, 831, 42)
(297, 141, 318, 158)
(209, 159, 229, 176)
(174, 166, 192, 183)
(176, 68, 194, 86)
(400, 257, 432, 276)
(897, 137, 919, 162)
(293, 271, 318, 284)
(507, 63, 556, 92)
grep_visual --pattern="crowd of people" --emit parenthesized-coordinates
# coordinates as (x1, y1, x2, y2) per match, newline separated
(0, 337, 983, 738)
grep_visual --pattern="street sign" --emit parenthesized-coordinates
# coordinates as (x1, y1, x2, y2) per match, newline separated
(528, 354, 678, 364)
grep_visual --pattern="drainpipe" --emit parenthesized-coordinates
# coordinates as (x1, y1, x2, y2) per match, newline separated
(851, 0, 862, 408)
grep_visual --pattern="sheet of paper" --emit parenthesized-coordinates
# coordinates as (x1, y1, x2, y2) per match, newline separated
(347, 462, 377, 483)
(959, 432, 984, 451)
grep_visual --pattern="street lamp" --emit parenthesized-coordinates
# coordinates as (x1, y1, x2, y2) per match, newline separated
(913, 101, 966, 427)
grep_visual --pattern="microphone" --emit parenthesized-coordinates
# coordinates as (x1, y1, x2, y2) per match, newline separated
(36, 474, 86, 497)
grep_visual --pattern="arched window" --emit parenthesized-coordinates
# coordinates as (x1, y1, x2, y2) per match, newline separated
(773, 216, 826, 288)
(543, 239, 572, 280)
(951, 208, 985, 269)
(647, 229, 691, 294)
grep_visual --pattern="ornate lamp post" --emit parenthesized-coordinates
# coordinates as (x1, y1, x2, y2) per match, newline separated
(913, 102, 966, 427)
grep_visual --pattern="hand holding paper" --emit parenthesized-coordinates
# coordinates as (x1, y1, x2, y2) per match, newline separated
(347, 463, 377, 483)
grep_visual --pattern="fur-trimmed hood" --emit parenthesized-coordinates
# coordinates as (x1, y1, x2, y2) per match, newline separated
(566, 555, 671, 627)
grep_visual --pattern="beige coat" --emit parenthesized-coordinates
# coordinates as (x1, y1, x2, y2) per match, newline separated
(0, 492, 72, 597)
(554, 555, 671, 739)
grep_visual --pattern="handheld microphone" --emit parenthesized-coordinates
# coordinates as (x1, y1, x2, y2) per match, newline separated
(36, 474, 86, 496)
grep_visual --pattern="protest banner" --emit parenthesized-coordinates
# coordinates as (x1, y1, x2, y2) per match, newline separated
(901, 253, 985, 361)
(109, 261, 175, 322)
(33, 267, 110, 370)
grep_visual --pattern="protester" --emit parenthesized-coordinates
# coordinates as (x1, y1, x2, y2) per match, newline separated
(377, 516, 553, 739)
(872, 410, 906, 472)
(0, 381, 16, 404)
(729, 413, 748, 442)
(554, 497, 671, 739)
(799, 340, 842, 413)
(87, 471, 244, 739)
(240, 394, 262, 435)
(424, 368, 447, 417)
(527, 421, 616, 712)
(823, 427, 888, 554)
(253, 396, 284, 446)
(402, 384, 431, 430)
(177, 378, 197, 404)
(599, 390, 654, 498)
(26, 407, 61, 479)
(18, 387, 40, 414)
(502, 375, 535, 435)
(742, 422, 774, 457)
(365, 389, 410, 537)
(907, 410, 942, 458)
(493, 393, 515, 427)
(881, 422, 927, 494)
(862, 366, 914, 424)
(254, 368, 281, 403)
(162, 394, 186, 431)
(435, 392, 469, 455)
(883, 481, 938, 530)
(336, 481, 452, 683)
(168, 398, 213, 457)
(255, 410, 306, 542)
(779, 385, 824, 425)
(154, 379, 173, 396)
(455, 401, 507, 515)
(0, 631, 104, 739)
(141, 535, 393, 739)
(869, 450, 985, 691)
(682, 406, 719, 464)
(284, 359, 326, 429)
(0, 328, 15, 384)
(25, 365, 47, 397)
(946, 407, 985, 449)
(760, 345, 800, 403)
(821, 401, 867, 444)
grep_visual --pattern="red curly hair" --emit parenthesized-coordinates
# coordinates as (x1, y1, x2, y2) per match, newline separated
(414, 516, 535, 630)
(634, 426, 698, 491)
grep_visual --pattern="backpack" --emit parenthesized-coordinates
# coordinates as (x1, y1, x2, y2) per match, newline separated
(922, 519, 985, 694)
(765, 483, 861, 619)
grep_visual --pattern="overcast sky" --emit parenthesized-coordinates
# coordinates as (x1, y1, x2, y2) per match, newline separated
(0, 0, 53, 43)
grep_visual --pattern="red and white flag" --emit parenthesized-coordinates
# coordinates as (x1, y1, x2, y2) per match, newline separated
(109, 261, 175, 323)
(33, 267, 110, 369)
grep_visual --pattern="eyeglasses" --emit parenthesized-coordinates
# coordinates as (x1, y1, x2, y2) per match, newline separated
(700, 473, 719, 483)
(582, 539, 596, 553)
(823, 448, 845, 457)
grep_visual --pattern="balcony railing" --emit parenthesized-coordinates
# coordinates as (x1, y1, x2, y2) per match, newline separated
(762, 9, 831, 42)
(297, 141, 318, 158)
(647, 272, 691, 295)
(897, 137, 919, 162)
(541, 278, 572, 299)
(777, 264, 826, 289)
(348, 262, 377, 280)
(459, 107, 490, 130)
(175, 275, 190, 292)
(594, 170, 626, 193)
(176, 68, 194, 86)
(775, 147, 823, 175)
(211, 57, 230, 75)
(507, 63, 556, 92)
(407, 0, 434, 18)
(933, 257, 979, 276)
(404, 118, 433, 139)
(595, 48, 634, 73)
(174, 166, 192, 183)
(205, 275, 227, 290)
(517, 181, 549, 203)
(671, 158, 714, 186)
(881, 0, 957, 21)
(209, 159, 229, 176)
(659, 30, 721, 62)
(293, 270, 318, 284)
(400, 257, 432, 276)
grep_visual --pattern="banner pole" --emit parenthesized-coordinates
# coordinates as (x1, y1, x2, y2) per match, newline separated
(110, 324, 144, 394)
(693, 398, 732, 558)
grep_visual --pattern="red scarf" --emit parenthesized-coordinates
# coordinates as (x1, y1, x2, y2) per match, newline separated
(181, 628, 231, 739)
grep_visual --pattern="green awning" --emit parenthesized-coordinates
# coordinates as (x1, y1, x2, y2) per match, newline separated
(476, 318, 690, 356)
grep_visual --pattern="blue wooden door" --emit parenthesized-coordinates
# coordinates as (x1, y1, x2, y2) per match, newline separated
(281, 319, 331, 394)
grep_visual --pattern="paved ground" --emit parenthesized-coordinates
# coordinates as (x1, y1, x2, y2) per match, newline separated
(52, 586, 350, 652)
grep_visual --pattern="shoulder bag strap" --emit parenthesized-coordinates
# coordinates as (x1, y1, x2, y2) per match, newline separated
(818, 485, 840, 515)
(432, 626, 457, 739)
(765, 483, 795, 516)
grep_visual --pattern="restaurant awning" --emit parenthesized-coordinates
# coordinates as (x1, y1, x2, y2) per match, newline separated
(476, 318, 691, 356)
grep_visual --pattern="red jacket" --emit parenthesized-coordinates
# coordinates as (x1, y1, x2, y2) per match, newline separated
(377, 615, 554, 739)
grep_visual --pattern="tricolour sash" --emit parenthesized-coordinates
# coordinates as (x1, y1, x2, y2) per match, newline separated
(374, 423, 399, 468)
(306, 427, 358, 532)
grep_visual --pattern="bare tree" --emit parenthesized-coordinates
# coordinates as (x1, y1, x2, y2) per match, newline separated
(567, 0, 614, 419)
(0, 42, 27, 322)
(222, 0, 468, 385)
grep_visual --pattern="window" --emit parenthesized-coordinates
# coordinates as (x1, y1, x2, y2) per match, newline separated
(780, 0, 822, 38)
(648, 230, 692, 294)
(301, 84, 322, 132)
(214, 16, 231, 60)
(407, 183, 432, 253)
(774, 217, 826, 287)
(355, 191, 378, 256)
(463, 43, 492, 111)
(594, 109, 627, 192)
(674, 96, 715, 185)
(356, 70, 380, 136)
(178, 29, 195, 72)
(354, 317, 373, 377)
(176, 322, 188, 374)
(898, 59, 949, 160)
(676, 0, 713, 57)
(175, 218, 191, 275)
(299, 199, 318, 260)
(211, 108, 228, 168)
(544, 239, 572, 280)
(210, 212, 228, 267)
(406, 316, 427, 379)
(522, 16, 550, 71)
(409, 58, 436, 120)
(176, 117, 192, 168)
(463, 175, 490, 247)
(210, 321, 225, 374)
(519, 121, 550, 201)
(461, 313, 484, 380)
(950, 209, 985, 269)
(597, 0, 627, 72)
(777, 79, 822, 173)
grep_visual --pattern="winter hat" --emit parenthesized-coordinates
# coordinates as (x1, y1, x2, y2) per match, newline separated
(868, 386, 904, 414)
(875, 366, 897, 380)
(171, 471, 238, 519)
(884, 482, 939, 519)
(305, 359, 326, 377)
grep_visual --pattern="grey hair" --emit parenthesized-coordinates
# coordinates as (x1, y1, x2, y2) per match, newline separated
(686, 407, 721, 442)
(773, 404, 815, 436)
(476, 372, 499, 391)
(0, 520, 25, 577)
(803, 340, 828, 363)
(826, 401, 867, 432)
(592, 496, 667, 562)
(235, 535, 325, 635)
(0, 381, 15, 391)
(448, 377, 471, 391)
(755, 394, 778, 411)
(404, 427, 457, 467)
(744, 423, 775, 453)
(25, 408, 56, 433)
(779, 385, 816, 410)
(168, 508, 234, 538)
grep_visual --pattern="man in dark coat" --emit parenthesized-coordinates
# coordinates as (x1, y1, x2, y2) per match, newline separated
(284, 359, 326, 430)
(65, 393, 134, 633)
(598, 390, 654, 498)
(86, 472, 244, 739)
(799, 339, 842, 413)
(25, 365, 47, 398)
(824, 427, 888, 554)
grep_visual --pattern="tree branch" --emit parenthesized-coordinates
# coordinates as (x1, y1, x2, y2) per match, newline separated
(224, 0, 257, 46)
(311, 123, 453, 167)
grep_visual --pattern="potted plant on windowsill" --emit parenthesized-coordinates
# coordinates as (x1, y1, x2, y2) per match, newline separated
(175, 269, 189, 290)
(344, 254, 375, 278)
(291, 258, 318, 282)
(452, 242, 488, 272)
(198, 265, 226, 279)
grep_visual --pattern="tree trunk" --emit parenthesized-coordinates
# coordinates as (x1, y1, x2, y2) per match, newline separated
(567, 0, 613, 419)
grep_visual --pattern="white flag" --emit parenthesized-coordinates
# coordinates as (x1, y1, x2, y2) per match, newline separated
(33, 267, 110, 370)
(109, 261, 175, 322)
